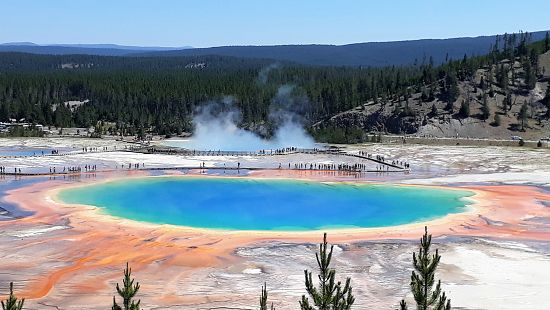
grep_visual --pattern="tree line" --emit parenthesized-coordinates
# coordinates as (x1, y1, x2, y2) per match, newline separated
(0, 52, 426, 136)
(0, 31, 548, 139)
(2, 227, 453, 310)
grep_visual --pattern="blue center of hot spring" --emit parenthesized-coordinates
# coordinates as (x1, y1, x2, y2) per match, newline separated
(58, 177, 473, 231)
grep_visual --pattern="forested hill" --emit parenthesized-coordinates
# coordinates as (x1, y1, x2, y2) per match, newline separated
(0, 53, 277, 71)
(139, 31, 550, 67)
(0, 32, 549, 141)
(2, 31, 549, 67)
(0, 43, 190, 57)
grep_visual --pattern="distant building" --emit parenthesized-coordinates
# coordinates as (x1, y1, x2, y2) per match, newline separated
(0, 121, 45, 133)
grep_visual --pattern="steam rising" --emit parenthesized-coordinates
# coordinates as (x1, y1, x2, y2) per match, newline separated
(167, 85, 316, 151)
(257, 63, 280, 85)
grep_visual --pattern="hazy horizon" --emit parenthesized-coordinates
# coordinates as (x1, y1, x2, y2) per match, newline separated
(2, 28, 550, 49)
(1, 0, 550, 48)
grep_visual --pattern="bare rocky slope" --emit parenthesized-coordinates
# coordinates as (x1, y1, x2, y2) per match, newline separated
(313, 52, 550, 141)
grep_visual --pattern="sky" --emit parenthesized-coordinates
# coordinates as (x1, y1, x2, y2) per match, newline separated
(1, 0, 550, 48)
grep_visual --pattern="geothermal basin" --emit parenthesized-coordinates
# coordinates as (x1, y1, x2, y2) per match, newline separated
(58, 176, 473, 230)
(2, 139, 550, 309)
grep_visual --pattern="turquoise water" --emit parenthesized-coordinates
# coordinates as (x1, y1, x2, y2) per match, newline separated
(58, 177, 473, 231)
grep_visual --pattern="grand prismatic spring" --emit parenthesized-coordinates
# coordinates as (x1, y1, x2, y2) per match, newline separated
(1, 10, 550, 307)
(58, 177, 473, 230)
(1, 138, 550, 309)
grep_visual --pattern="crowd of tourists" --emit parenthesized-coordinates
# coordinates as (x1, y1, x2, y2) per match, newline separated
(82, 146, 111, 152)
(357, 150, 409, 168)
(119, 163, 145, 169)
(286, 162, 397, 172)
(1, 167, 22, 174)
(0, 166, 20, 174)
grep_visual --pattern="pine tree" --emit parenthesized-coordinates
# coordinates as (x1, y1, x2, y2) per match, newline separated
(497, 65, 509, 89)
(444, 72, 459, 104)
(523, 61, 536, 90)
(458, 100, 470, 118)
(502, 92, 512, 114)
(529, 48, 539, 71)
(480, 94, 490, 121)
(260, 283, 275, 310)
(545, 32, 550, 52)
(112, 263, 141, 310)
(398, 299, 407, 310)
(403, 226, 451, 310)
(492, 113, 501, 127)
(543, 85, 550, 117)
(518, 101, 529, 131)
(1, 282, 24, 310)
(300, 233, 355, 310)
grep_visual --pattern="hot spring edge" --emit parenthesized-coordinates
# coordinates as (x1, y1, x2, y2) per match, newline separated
(57, 176, 474, 231)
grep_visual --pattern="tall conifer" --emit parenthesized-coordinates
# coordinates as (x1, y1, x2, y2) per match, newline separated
(300, 233, 355, 310)
(398, 227, 451, 310)
(260, 283, 275, 310)
(112, 263, 141, 310)
(518, 101, 529, 131)
(1, 282, 24, 310)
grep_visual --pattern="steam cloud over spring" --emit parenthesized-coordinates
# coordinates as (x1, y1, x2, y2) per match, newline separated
(165, 87, 316, 151)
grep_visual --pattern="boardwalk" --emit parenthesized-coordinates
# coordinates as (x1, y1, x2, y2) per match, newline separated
(0, 145, 410, 177)
(139, 146, 409, 169)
